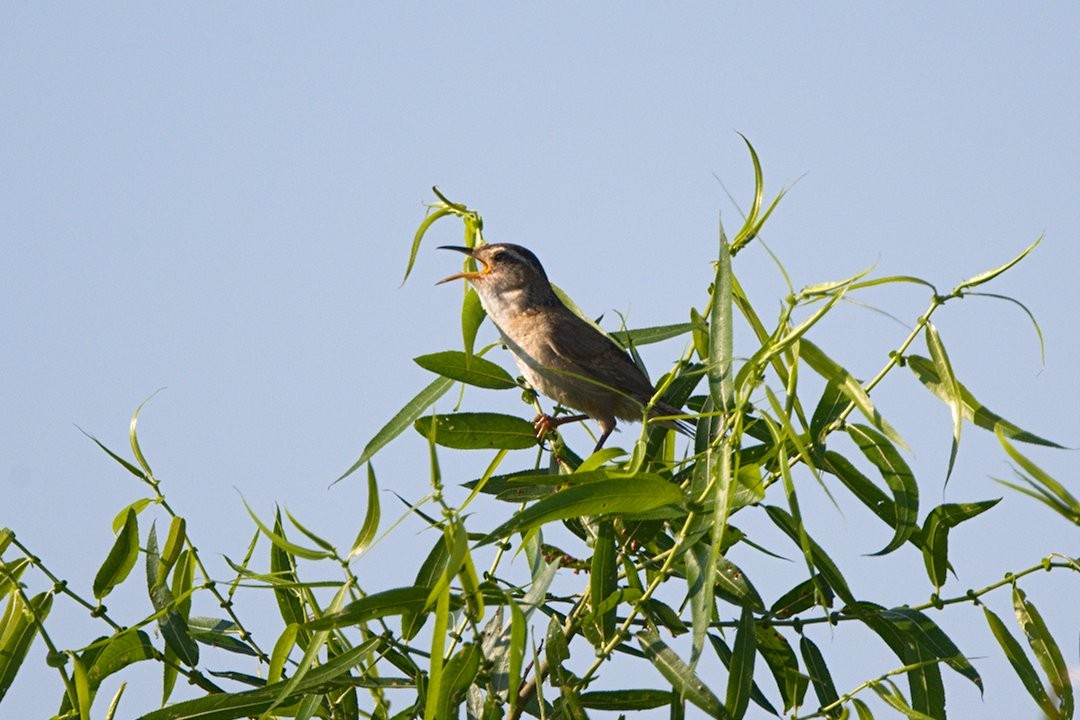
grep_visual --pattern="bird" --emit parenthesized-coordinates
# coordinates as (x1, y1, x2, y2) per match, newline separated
(437, 243, 691, 452)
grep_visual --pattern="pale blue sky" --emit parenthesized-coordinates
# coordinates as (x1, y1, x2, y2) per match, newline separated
(3, 5, 1077, 718)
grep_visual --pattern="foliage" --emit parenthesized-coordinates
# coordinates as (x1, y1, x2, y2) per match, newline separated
(2, 143, 1077, 720)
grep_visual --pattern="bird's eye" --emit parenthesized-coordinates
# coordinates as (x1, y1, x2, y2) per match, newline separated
(490, 251, 505, 263)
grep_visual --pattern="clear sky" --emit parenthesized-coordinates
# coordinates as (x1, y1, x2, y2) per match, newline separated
(2, 5, 1077, 718)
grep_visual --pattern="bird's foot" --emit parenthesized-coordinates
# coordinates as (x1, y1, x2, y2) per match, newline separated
(533, 413, 559, 442)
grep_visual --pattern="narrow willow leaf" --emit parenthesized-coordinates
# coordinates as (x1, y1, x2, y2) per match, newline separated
(507, 597, 526, 715)
(1013, 587, 1072, 718)
(414, 351, 517, 390)
(924, 323, 962, 484)
(335, 375, 455, 484)
(308, 586, 460, 631)
(349, 464, 381, 559)
(267, 584, 349, 716)
(191, 630, 257, 657)
(129, 391, 162, 480)
(436, 643, 481, 720)
(0, 558, 30, 599)
(269, 514, 310, 650)
(995, 429, 1079, 525)
(403, 206, 454, 285)
(951, 236, 1040, 294)
(810, 381, 847, 446)
(709, 230, 734, 411)
(637, 629, 727, 718)
(71, 652, 91, 720)
(846, 424, 919, 556)
(138, 639, 379, 720)
(764, 505, 854, 605)
(268, 624, 298, 684)
(0, 591, 53, 702)
(423, 584, 452, 720)
(110, 498, 154, 533)
(426, 520, 469, 611)
(104, 681, 126, 720)
(478, 477, 684, 545)
(145, 525, 199, 669)
(456, 530, 485, 623)
(844, 602, 950, 716)
(921, 499, 1000, 590)
(754, 624, 806, 713)
(770, 576, 833, 619)
(983, 607, 1058, 718)
(801, 339, 905, 448)
(579, 689, 673, 710)
(707, 634, 779, 716)
(726, 606, 756, 719)
(414, 412, 537, 450)
(820, 451, 926, 551)
(461, 288, 486, 356)
(714, 554, 764, 611)
(870, 680, 939, 720)
(611, 322, 695, 347)
(590, 519, 618, 644)
(93, 508, 140, 600)
(242, 498, 334, 561)
(78, 427, 146, 480)
(284, 508, 336, 554)
(800, 635, 840, 716)
(907, 355, 1062, 447)
(851, 697, 876, 720)
(158, 515, 187, 582)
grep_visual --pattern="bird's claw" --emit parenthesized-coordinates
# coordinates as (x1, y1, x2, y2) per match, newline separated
(533, 413, 557, 441)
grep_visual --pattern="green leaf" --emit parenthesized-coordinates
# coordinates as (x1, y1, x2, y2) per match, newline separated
(0, 558, 30, 599)
(810, 381, 847, 446)
(924, 323, 963, 484)
(707, 634, 779, 716)
(0, 591, 53, 702)
(800, 635, 840, 717)
(414, 350, 517, 390)
(461, 288, 486, 356)
(801, 339, 906, 449)
(145, 525, 199, 669)
(436, 643, 481, 720)
(590, 519, 618, 644)
(921, 499, 1000, 590)
(726, 606, 756, 719)
(908, 355, 1063, 447)
(983, 607, 1059, 719)
(403, 206, 454, 285)
(820, 451, 926, 551)
(242, 498, 334, 561)
(269, 514, 311, 650)
(308, 586, 460, 631)
(714, 554, 764, 611)
(770, 576, 833, 619)
(611, 322, 695, 347)
(579, 689, 674, 710)
(157, 515, 187, 581)
(754, 624, 807, 713)
(709, 230, 734, 411)
(846, 424, 919, 556)
(110, 497, 154, 533)
(951, 236, 1040, 294)
(1013, 586, 1072, 719)
(349, 464, 381, 559)
(637, 629, 728, 718)
(268, 624, 298, 684)
(414, 412, 537, 450)
(764, 505, 854, 605)
(335, 375, 455, 484)
(995, 429, 1079, 525)
(478, 476, 685, 545)
(138, 638, 379, 720)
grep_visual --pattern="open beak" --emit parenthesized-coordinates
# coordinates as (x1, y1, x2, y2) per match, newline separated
(436, 245, 491, 285)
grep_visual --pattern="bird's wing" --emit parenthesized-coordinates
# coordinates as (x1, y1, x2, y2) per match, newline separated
(542, 310, 657, 401)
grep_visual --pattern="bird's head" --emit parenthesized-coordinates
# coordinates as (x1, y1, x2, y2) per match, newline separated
(437, 243, 553, 301)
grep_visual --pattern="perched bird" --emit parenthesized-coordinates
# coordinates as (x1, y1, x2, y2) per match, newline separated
(437, 243, 690, 451)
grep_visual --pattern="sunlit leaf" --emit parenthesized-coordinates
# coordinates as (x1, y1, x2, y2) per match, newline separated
(335, 375, 455, 484)
(414, 350, 517, 390)
(921, 499, 1000, 590)
(414, 412, 537, 450)
(983, 607, 1058, 718)
(1013, 587, 1072, 718)
(907, 355, 1062, 447)
(92, 508, 140, 601)
(726, 607, 756, 718)
(846, 424, 919, 556)
(637, 629, 727, 718)
(478, 477, 685, 545)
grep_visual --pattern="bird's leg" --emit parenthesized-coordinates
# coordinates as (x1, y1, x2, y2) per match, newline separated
(593, 418, 617, 453)
(533, 412, 589, 444)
